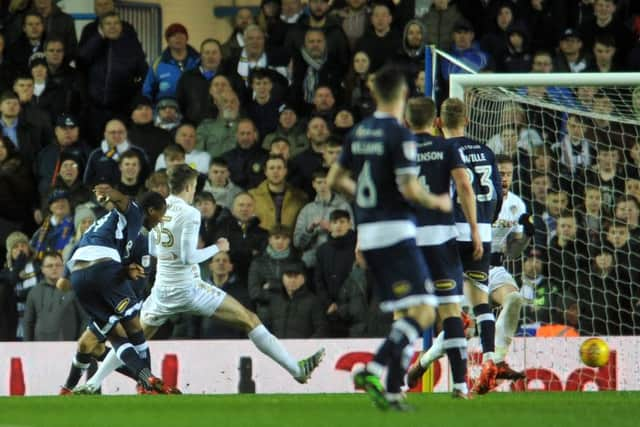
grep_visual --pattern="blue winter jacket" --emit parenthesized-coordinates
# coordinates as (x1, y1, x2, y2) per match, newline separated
(142, 45, 200, 103)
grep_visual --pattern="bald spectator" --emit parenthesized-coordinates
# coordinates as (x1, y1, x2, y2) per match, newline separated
(83, 119, 149, 186)
(143, 23, 200, 104)
(222, 118, 269, 189)
(176, 39, 224, 124)
(196, 90, 241, 159)
(156, 123, 210, 174)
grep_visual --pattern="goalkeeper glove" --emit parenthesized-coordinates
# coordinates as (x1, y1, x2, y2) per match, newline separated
(519, 213, 535, 237)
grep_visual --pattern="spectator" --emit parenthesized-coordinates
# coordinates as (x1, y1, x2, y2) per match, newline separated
(314, 210, 356, 334)
(49, 151, 93, 212)
(222, 7, 255, 59)
(546, 210, 585, 297)
(32, 0, 77, 58)
(291, 29, 344, 114)
(176, 39, 223, 124)
(221, 25, 289, 99)
(83, 119, 149, 187)
(294, 169, 353, 268)
(257, 0, 287, 49)
(333, 109, 355, 139)
(554, 28, 589, 73)
(280, 0, 305, 28)
(248, 224, 301, 319)
(335, 246, 392, 337)
(285, 0, 350, 76)
(579, 0, 633, 61)
(213, 192, 268, 280)
(1, 231, 40, 340)
(0, 136, 35, 237)
(355, 2, 402, 72)
(78, 0, 137, 48)
(34, 114, 89, 203)
(553, 114, 594, 177)
(203, 157, 243, 209)
(196, 90, 241, 159)
(7, 12, 45, 74)
(154, 97, 183, 132)
(534, 187, 569, 245)
(480, 2, 515, 62)
(524, 0, 564, 52)
(525, 171, 553, 215)
(77, 11, 147, 144)
(585, 33, 619, 72)
(268, 137, 292, 162)
(331, 0, 370, 51)
(487, 126, 520, 158)
(581, 143, 625, 210)
(422, 0, 464, 50)
(44, 37, 75, 90)
(308, 86, 337, 125)
(615, 195, 640, 241)
(577, 186, 606, 243)
(587, 91, 631, 150)
(12, 74, 53, 141)
(156, 123, 209, 174)
(262, 261, 328, 338)
(127, 95, 172, 167)
(580, 243, 620, 335)
(441, 19, 491, 82)
(0, 33, 14, 93)
(190, 252, 252, 338)
(222, 118, 269, 189)
(62, 204, 96, 262)
(262, 104, 309, 156)
(29, 53, 65, 122)
(30, 189, 74, 261)
(246, 68, 282, 141)
(394, 19, 427, 87)
(23, 251, 85, 341)
(143, 23, 199, 105)
(0, 90, 42, 163)
(116, 150, 145, 197)
(341, 50, 375, 120)
(145, 170, 170, 198)
(501, 23, 532, 73)
(520, 248, 555, 325)
(290, 116, 330, 197)
(194, 192, 231, 246)
(250, 154, 307, 231)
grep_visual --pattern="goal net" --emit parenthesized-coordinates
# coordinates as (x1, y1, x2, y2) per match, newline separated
(450, 73, 640, 338)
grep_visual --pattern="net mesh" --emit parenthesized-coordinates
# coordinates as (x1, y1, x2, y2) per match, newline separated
(464, 84, 640, 337)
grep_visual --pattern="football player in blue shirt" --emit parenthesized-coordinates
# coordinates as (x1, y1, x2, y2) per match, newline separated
(404, 97, 481, 398)
(441, 98, 503, 395)
(328, 67, 452, 411)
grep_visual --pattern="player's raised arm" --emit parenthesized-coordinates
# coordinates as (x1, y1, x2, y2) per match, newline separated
(93, 184, 130, 213)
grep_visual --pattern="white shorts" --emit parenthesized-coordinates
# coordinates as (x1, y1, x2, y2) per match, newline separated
(140, 279, 227, 327)
(488, 266, 518, 294)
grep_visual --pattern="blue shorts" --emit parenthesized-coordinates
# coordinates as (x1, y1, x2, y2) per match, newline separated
(457, 241, 492, 293)
(421, 238, 464, 304)
(71, 260, 142, 341)
(362, 239, 437, 312)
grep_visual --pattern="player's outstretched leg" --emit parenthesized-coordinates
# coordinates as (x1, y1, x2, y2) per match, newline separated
(214, 294, 325, 383)
(60, 329, 104, 394)
(407, 330, 445, 388)
(493, 287, 525, 380)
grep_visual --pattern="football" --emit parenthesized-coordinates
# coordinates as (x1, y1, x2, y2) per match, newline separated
(579, 338, 610, 367)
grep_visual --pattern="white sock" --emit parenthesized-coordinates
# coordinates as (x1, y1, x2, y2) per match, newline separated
(87, 348, 124, 388)
(248, 324, 300, 378)
(419, 330, 445, 368)
(494, 292, 523, 363)
(453, 382, 469, 394)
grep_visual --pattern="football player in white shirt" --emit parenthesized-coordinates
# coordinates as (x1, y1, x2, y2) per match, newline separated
(487, 155, 532, 380)
(81, 165, 324, 393)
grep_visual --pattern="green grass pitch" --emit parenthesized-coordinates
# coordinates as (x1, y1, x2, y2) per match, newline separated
(1, 392, 640, 427)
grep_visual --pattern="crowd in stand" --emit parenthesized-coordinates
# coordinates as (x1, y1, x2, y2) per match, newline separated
(1, 0, 640, 342)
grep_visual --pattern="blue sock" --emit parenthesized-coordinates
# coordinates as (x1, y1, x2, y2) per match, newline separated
(443, 316, 468, 385)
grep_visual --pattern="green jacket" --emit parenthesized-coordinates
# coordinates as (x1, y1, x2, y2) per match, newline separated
(196, 118, 239, 159)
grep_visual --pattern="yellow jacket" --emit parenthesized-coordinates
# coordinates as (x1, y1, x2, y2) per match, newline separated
(249, 180, 308, 231)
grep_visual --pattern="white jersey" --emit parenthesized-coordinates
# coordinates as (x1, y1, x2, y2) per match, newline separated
(491, 191, 527, 253)
(150, 195, 202, 286)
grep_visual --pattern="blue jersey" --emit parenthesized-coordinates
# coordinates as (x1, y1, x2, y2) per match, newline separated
(69, 201, 145, 267)
(451, 137, 501, 243)
(339, 112, 419, 250)
(414, 133, 465, 246)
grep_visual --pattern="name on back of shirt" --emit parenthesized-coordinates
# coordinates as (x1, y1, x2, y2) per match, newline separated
(352, 141, 384, 156)
(417, 151, 444, 162)
(461, 152, 487, 163)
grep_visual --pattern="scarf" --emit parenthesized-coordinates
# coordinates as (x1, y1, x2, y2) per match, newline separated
(101, 139, 131, 162)
(237, 49, 267, 84)
(34, 215, 74, 260)
(266, 245, 291, 260)
(559, 136, 591, 174)
(301, 48, 327, 103)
